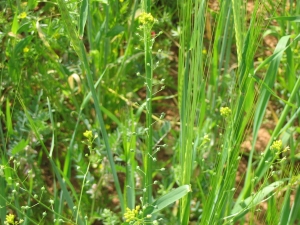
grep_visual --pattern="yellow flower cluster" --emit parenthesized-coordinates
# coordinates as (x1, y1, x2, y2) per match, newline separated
(23, 47, 29, 53)
(139, 12, 154, 25)
(220, 107, 231, 117)
(270, 140, 282, 151)
(5, 214, 15, 224)
(83, 130, 93, 139)
(5, 214, 23, 225)
(124, 205, 141, 222)
(19, 12, 27, 19)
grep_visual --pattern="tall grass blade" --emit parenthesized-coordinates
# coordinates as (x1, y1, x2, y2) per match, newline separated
(287, 185, 300, 224)
(278, 188, 291, 225)
(78, 0, 88, 39)
(178, 0, 206, 222)
(230, 181, 284, 221)
(56, 0, 125, 212)
(254, 76, 300, 182)
(240, 35, 290, 201)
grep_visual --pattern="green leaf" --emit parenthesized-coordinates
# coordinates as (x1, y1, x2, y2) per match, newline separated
(92, 0, 108, 4)
(144, 185, 191, 215)
(279, 188, 291, 225)
(78, 0, 88, 38)
(106, 25, 125, 38)
(15, 36, 33, 54)
(11, 12, 19, 34)
(287, 185, 300, 224)
(272, 16, 300, 22)
(230, 181, 284, 221)
(11, 139, 29, 155)
(5, 99, 13, 135)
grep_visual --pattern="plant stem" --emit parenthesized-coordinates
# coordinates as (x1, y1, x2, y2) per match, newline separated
(142, 0, 153, 205)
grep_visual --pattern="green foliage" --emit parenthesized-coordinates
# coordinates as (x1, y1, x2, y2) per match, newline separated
(0, 0, 299, 224)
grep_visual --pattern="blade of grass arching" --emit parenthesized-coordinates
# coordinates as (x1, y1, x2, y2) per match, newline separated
(254, 33, 300, 73)
(251, 75, 297, 108)
(229, 181, 284, 221)
(254, 76, 300, 182)
(272, 16, 300, 22)
(56, 0, 124, 212)
(143, 185, 191, 216)
(239, 35, 290, 202)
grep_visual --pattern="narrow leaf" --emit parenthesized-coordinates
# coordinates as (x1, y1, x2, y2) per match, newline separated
(5, 99, 13, 135)
(11, 139, 28, 155)
(272, 16, 300, 22)
(230, 181, 284, 221)
(144, 185, 191, 215)
(78, 0, 88, 38)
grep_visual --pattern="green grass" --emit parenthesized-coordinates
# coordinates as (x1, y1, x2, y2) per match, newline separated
(0, 0, 300, 224)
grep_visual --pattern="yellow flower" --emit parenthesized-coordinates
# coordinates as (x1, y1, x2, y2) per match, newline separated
(5, 214, 15, 224)
(270, 140, 282, 151)
(19, 12, 27, 19)
(139, 12, 154, 25)
(83, 130, 93, 139)
(23, 47, 29, 53)
(220, 107, 231, 117)
(124, 205, 141, 222)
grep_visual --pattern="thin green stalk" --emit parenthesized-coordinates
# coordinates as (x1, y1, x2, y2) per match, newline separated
(76, 162, 90, 224)
(141, 0, 154, 205)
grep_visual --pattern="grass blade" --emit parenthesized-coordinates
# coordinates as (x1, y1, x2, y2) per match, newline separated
(230, 181, 284, 221)
(78, 0, 88, 39)
(56, 0, 125, 212)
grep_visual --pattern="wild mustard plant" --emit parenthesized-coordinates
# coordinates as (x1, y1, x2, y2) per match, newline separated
(18, 12, 27, 19)
(124, 205, 142, 223)
(22, 47, 29, 53)
(220, 107, 232, 117)
(4, 214, 23, 225)
(270, 140, 282, 152)
(139, 1, 156, 206)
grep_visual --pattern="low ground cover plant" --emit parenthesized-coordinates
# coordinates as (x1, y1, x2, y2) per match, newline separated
(1, 0, 299, 224)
